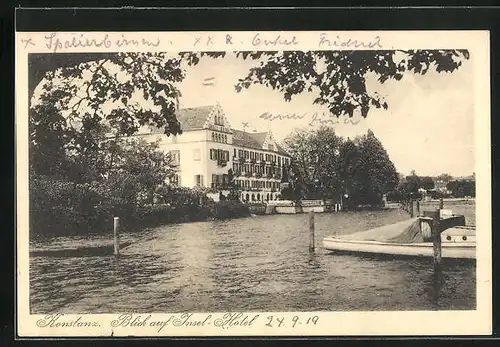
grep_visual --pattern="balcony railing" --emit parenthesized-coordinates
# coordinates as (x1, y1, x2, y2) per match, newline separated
(211, 182, 232, 190)
(217, 160, 227, 168)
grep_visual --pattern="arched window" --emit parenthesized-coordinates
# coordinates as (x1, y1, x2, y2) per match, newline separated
(266, 194, 269, 201)
(245, 193, 249, 201)
(257, 193, 260, 200)
(251, 194, 255, 201)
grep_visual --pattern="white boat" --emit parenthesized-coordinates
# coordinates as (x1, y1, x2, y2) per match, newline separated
(322, 216, 476, 260)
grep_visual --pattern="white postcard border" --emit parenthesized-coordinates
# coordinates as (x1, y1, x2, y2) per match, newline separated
(16, 30, 492, 337)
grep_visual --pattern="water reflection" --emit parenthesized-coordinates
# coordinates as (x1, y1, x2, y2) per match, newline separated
(30, 210, 476, 313)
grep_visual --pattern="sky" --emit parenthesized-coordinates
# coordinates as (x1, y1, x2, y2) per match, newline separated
(176, 52, 475, 177)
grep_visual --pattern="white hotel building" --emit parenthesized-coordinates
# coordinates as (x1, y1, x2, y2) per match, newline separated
(141, 104, 291, 202)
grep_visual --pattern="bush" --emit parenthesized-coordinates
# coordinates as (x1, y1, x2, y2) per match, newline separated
(30, 176, 252, 237)
(210, 200, 251, 220)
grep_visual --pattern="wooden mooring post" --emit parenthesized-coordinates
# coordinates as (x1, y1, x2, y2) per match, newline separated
(409, 200, 414, 218)
(439, 198, 444, 209)
(114, 216, 120, 256)
(309, 211, 315, 253)
(431, 209, 442, 268)
(416, 200, 420, 216)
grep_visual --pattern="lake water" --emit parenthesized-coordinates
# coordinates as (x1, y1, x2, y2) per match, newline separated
(30, 209, 476, 314)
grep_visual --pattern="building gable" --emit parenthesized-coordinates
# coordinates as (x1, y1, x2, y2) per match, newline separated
(262, 131, 277, 151)
(203, 103, 233, 133)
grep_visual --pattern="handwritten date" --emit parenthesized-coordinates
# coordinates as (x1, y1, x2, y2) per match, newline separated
(265, 315, 319, 328)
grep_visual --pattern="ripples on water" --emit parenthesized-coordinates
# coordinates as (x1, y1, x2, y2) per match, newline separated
(30, 210, 476, 314)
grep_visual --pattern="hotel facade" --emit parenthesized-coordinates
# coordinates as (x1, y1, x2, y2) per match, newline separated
(141, 104, 291, 202)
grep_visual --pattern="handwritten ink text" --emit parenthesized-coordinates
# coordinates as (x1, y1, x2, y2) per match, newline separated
(252, 33, 299, 47)
(318, 33, 382, 49)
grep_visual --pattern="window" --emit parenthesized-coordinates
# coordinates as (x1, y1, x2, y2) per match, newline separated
(212, 132, 215, 141)
(211, 149, 229, 162)
(193, 148, 201, 161)
(195, 174, 204, 187)
(268, 144, 274, 151)
(234, 149, 237, 157)
(171, 174, 180, 185)
(169, 150, 180, 165)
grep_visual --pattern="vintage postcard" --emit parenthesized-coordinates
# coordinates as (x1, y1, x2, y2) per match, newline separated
(16, 30, 491, 337)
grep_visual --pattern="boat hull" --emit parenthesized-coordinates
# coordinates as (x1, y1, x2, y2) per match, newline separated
(322, 238, 476, 259)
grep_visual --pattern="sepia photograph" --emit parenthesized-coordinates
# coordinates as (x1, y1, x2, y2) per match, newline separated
(16, 30, 491, 336)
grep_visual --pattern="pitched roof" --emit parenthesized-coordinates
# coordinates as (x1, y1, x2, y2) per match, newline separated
(232, 129, 288, 156)
(144, 105, 214, 134)
(275, 143, 289, 156)
(176, 105, 214, 131)
(231, 129, 267, 149)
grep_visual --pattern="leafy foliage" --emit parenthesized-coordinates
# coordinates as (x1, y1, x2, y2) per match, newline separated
(32, 53, 185, 140)
(281, 128, 398, 207)
(419, 176, 435, 191)
(389, 172, 438, 201)
(282, 127, 343, 200)
(447, 179, 475, 198)
(234, 50, 470, 118)
(436, 173, 453, 183)
(353, 130, 399, 206)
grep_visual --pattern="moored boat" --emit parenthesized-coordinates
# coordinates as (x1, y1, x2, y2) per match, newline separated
(322, 215, 476, 260)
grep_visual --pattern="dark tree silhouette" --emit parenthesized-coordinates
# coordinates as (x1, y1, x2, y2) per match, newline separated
(234, 50, 470, 118)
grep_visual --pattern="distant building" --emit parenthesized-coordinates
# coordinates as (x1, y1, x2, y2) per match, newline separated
(139, 104, 291, 202)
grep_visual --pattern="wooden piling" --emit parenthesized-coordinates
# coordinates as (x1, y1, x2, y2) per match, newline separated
(439, 198, 444, 209)
(431, 209, 442, 267)
(409, 200, 414, 218)
(416, 200, 420, 215)
(309, 211, 315, 253)
(114, 216, 120, 256)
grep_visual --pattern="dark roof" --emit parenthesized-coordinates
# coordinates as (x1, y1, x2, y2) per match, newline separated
(232, 129, 288, 156)
(176, 105, 214, 131)
(232, 129, 267, 148)
(275, 143, 289, 156)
